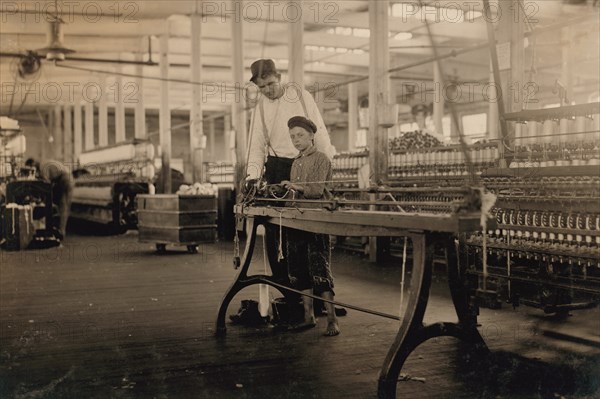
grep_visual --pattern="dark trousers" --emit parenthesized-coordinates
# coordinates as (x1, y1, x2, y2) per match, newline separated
(263, 156, 294, 282)
(51, 176, 73, 238)
(287, 228, 334, 295)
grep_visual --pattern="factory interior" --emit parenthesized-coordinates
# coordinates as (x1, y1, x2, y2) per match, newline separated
(1, 0, 599, 398)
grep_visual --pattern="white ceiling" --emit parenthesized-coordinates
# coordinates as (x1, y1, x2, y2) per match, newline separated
(1, 0, 598, 115)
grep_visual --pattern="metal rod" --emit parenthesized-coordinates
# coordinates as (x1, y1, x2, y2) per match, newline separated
(267, 280, 401, 321)
(467, 271, 600, 295)
(509, 129, 600, 140)
(255, 197, 465, 207)
(64, 57, 157, 66)
(333, 187, 475, 194)
(504, 102, 600, 121)
(321, 42, 490, 93)
(387, 43, 489, 74)
(467, 242, 600, 261)
(524, 13, 600, 38)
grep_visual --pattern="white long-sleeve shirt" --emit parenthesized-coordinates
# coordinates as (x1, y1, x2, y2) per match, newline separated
(246, 86, 336, 179)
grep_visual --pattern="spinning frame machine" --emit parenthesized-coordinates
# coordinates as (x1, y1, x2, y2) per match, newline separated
(214, 5, 599, 399)
(467, 103, 600, 314)
(71, 140, 154, 230)
(1, 121, 54, 247)
(366, 102, 600, 315)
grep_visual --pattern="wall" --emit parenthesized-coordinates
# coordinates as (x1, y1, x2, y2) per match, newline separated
(17, 106, 227, 183)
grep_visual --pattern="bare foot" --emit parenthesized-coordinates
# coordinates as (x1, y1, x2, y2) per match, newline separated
(290, 317, 316, 331)
(324, 321, 340, 336)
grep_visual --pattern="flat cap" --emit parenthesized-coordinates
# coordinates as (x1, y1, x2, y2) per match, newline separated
(250, 59, 278, 83)
(411, 103, 431, 115)
(288, 116, 317, 133)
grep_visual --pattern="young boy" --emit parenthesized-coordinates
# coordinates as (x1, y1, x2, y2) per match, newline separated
(281, 116, 340, 337)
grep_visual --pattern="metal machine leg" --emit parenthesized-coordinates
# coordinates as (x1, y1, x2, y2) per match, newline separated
(377, 234, 488, 399)
(215, 217, 285, 336)
(216, 217, 259, 335)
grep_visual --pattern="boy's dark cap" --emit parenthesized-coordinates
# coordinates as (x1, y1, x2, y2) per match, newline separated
(411, 103, 430, 115)
(250, 59, 278, 83)
(288, 116, 317, 133)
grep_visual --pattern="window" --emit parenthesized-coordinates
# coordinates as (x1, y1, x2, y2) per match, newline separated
(461, 113, 487, 136)
(442, 116, 452, 138)
(355, 128, 367, 148)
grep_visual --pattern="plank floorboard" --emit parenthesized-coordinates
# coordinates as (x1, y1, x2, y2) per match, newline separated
(1, 231, 599, 398)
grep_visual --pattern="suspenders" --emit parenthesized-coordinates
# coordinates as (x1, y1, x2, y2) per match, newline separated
(259, 87, 308, 158)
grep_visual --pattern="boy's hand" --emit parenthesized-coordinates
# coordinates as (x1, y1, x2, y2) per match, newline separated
(281, 181, 303, 192)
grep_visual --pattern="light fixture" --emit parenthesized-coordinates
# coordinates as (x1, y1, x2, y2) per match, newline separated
(352, 28, 370, 38)
(325, 26, 370, 38)
(392, 32, 413, 41)
(306, 45, 365, 55)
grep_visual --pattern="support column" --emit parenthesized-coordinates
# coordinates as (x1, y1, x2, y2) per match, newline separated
(232, 0, 262, 315)
(368, 0, 390, 184)
(560, 27, 574, 137)
(287, 0, 304, 87)
(115, 65, 126, 143)
(433, 62, 445, 138)
(53, 105, 62, 160)
(488, 57, 499, 140)
(496, 0, 525, 115)
(231, 0, 247, 188)
(208, 119, 216, 163)
(135, 37, 147, 139)
(224, 114, 232, 163)
(484, 0, 523, 163)
(159, 22, 172, 193)
(98, 75, 108, 147)
(368, 0, 390, 263)
(348, 82, 358, 151)
(190, 13, 204, 183)
(84, 100, 94, 151)
(63, 104, 73, 166)
(73, 101, 82, 163)
(561, 27, 573, 104)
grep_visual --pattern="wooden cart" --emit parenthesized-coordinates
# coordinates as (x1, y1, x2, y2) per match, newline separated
(137, 194, 217, 253)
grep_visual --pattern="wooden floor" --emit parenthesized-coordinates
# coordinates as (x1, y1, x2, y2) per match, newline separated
(1, 228, 599, 399)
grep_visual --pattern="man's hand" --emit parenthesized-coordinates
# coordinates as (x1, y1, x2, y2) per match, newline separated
(242, 179, 258, 195)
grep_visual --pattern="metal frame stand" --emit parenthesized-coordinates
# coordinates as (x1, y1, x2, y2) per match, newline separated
(215, 214, 489, 399)
(377, 236, 488, 399)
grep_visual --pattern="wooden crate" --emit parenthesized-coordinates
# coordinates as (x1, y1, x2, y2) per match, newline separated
(1, 205, 35, 251)
(138, 226, 217, 244)
(136, 194, 218, 246)
(137, 194, 217, 212)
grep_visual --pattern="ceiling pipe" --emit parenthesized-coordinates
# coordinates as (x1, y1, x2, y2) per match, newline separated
(0, 51, 158, 66)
